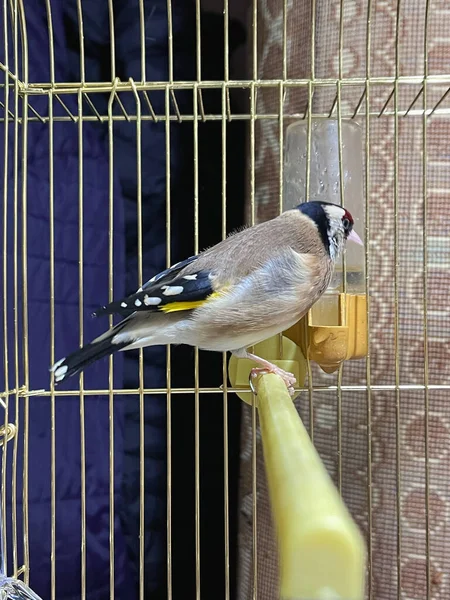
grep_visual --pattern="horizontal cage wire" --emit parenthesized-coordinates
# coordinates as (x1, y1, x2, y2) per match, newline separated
(1, 80, 450, 123)
(0, 0, 448, 600)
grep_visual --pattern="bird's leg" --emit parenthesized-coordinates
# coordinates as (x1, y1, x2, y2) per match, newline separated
(244, 352, 297, 397)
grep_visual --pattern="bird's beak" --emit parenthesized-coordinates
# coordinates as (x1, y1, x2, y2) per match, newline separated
(347, 229, 364, 246)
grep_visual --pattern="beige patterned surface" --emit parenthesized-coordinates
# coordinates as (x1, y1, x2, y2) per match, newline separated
(238, 1, 450, 598)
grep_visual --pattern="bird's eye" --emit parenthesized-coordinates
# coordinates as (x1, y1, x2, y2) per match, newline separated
(342, 217, 351, 230)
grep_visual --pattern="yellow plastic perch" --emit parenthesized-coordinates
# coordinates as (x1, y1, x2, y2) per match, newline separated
(255, 373, 366, 600)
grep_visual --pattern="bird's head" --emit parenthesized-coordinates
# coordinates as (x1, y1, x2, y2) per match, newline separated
(297, 200, 363, 260)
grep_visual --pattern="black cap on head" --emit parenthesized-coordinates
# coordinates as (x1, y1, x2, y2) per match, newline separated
(295, 201, 330, 253)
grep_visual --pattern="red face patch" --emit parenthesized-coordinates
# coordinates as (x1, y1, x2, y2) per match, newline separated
(343, 208, 354, 224)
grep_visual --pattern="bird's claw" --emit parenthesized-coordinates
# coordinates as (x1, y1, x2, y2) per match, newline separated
(249, 366, 297, 398)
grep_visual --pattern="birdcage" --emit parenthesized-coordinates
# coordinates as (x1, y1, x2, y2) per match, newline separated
(1, 0, 449, 599)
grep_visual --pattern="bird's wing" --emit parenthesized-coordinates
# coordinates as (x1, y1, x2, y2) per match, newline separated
(92, 256, 221, 318)
(93, 209, 327, 319)
(141, 255, 198, 289)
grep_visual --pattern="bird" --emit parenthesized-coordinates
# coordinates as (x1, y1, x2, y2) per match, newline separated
(50, 201, 363, 395)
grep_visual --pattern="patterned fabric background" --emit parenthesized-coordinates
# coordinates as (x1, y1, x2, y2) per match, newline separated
(237, 1, 450, 599)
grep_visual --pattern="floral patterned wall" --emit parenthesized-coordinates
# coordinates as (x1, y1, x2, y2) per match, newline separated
(237, 1, 450, 598)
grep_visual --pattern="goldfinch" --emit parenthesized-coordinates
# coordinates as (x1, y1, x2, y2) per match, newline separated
(50, 201, 362, 393)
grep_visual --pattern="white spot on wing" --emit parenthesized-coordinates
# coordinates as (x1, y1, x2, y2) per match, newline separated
(50, 357, 64, 372)
(208, 273, 216, 281)
(162, 285, 184, 296)
(183, 274, 197, 280)
(121, 302, 127, 308)
(144, 295, 162, 306)
(54, 365, 68, 382)
(135, 299, 142, 307)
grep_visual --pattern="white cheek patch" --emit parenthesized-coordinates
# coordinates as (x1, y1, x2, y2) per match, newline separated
(162, 285, 184, 296)
(323, 204, 345, 222)
(144, 295, 162, 306)
(50, 357, 65, 372)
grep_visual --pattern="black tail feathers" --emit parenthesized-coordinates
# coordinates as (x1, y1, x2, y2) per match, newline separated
(49, 334, 128, 385)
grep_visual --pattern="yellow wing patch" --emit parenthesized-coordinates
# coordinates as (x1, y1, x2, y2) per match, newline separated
(158, 290, 226, 313)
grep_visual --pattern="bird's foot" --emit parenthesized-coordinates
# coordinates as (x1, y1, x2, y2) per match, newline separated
(249, 364, 297, 397)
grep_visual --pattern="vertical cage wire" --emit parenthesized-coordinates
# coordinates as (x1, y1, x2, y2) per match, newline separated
(335, 0, 346, 497)
(11, 0, 20, 577)
(422, 1, 431, 598)
(221, 80, 230, 600)
(364, 0, 373, 596)
(393, 2, 402, 597)
(77, 86, 87, 600)
(48, 84, 56, 600)
(1, 0, 10, 582)
(164, 83, 173, 600)
(305, 0, 315, 444)
(43, 1, 57, 597)
(249, 80, 257, 600)
(138, 0, 146, 83)
(107, 0, 115, 83)
(107, 82, 116, 600)
(193, 81, 201, 600)
(130, 77, 145, 600)
(305, 78, 315, 442)
(277, 79, 284, 362)
(19, 0, 31, 583)
(193, 9, 202, 600)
